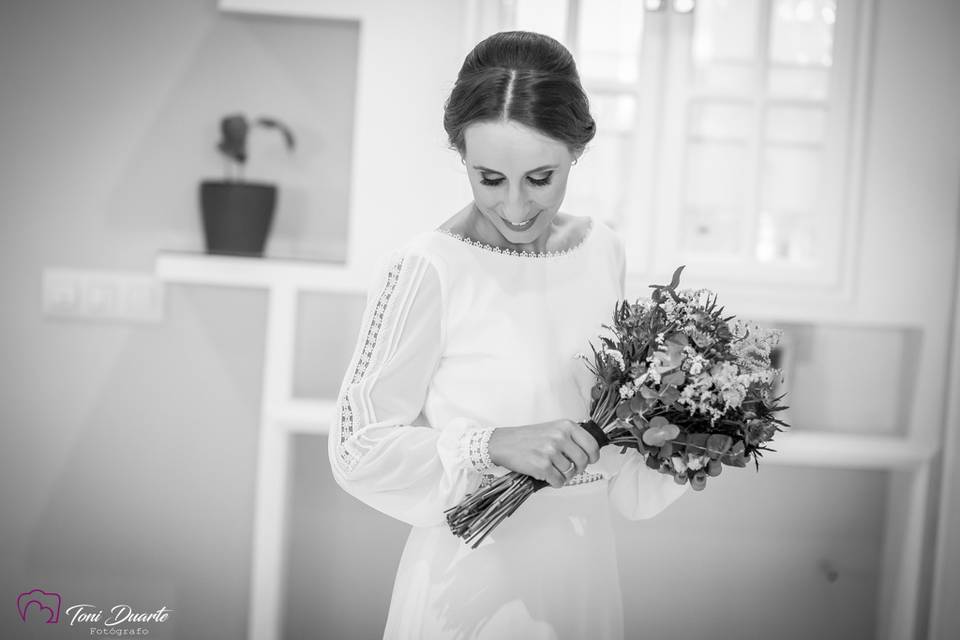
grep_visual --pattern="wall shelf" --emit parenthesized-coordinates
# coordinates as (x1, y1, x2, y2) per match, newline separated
(765, 431, 936, 470)
(156, 251, 368, 292)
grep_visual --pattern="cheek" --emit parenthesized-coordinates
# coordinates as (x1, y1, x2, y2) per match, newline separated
(536, 182, 568, 208)
(470, 182, 497, 208)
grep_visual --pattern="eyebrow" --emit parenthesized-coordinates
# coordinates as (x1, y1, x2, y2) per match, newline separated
(472, 164, 558, 175)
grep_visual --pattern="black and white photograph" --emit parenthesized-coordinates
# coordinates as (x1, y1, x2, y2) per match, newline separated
(2, 1, 959, 638)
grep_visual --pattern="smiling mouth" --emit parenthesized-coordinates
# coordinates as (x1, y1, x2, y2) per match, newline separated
(501, 212, 539, 231)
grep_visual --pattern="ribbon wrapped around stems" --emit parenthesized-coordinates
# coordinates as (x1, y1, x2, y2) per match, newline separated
(528, 419, 609, 491)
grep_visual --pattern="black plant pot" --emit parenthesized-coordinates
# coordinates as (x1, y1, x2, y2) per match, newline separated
(199, 180, 277, 257)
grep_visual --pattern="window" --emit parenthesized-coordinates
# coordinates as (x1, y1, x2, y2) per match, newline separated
(468, 0, 871, 287)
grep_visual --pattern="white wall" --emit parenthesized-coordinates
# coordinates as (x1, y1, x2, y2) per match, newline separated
(0, 1, 359, 637)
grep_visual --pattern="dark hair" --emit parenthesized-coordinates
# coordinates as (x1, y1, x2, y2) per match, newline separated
(443, 31, 596, 158)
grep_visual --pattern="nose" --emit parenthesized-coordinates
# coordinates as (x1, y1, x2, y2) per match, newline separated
(500, 185, 530, 222)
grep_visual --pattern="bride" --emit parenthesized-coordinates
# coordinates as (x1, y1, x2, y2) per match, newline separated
(329, 30, 688, 640)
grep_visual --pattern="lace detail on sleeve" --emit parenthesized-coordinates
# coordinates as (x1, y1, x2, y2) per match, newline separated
(462, 427, 496, 473)
(336, 256, 404, 473)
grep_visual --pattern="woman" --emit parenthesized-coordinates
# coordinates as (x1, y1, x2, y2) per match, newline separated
(329, 30, 688, 640)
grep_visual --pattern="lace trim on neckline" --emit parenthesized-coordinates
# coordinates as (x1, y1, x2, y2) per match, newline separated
(434, 218, 594, 258)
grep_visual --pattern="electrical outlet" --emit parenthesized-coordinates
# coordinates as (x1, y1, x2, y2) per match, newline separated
(43, 268, 165, 323)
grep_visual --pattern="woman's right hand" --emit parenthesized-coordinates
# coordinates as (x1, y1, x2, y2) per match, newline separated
(486, 419, 602, 488)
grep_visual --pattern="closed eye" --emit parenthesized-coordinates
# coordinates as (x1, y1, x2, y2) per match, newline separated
(479, 172, 554, 187)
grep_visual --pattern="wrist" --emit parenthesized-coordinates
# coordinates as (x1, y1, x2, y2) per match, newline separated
(486, 427, 506, 468)
(465, 427, 496, 473)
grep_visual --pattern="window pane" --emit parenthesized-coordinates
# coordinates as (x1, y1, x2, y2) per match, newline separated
(565, 130, 633, 225)
(765, 106, 827, 143)
(514, 0, 569, 46)
(770, 0, 837, 66)
(755, 211, 817, 263)
(685, 141, 749, 209)
(682, 210, 742, 254)
(689, 101, 754, 140)
(578, 0, 645, 83)
(761, 145, 822, 213)
(592, 93, 637, 133)
(692, 0, 760, 63)
(693, 62, 757, 94)
(767, 66, 830, 99)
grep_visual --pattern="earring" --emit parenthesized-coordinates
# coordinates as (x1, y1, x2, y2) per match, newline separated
(461, 157, 466, 165)
(572, 158, 579, 165)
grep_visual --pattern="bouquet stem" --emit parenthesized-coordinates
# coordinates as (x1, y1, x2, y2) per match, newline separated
(445, 420, 610, 548)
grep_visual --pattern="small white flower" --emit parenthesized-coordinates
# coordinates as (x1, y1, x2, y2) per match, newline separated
(647, 367, 662, 385)
(606, 349, 626, 371)
(672, 455, 687, 473)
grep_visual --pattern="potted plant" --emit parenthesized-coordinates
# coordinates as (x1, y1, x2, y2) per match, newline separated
(200, 113, 296, 257)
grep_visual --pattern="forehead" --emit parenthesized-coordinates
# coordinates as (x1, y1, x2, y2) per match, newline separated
(463, 120, 569, 172)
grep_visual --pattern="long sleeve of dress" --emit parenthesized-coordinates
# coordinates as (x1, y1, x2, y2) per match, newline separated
(601, 232, 690, 520)
(329, 249, 505, 527)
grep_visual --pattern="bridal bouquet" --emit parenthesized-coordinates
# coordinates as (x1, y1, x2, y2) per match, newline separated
(445, 266, 789, 548)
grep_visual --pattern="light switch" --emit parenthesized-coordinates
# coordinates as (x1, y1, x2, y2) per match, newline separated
(43, 268, 165, 323)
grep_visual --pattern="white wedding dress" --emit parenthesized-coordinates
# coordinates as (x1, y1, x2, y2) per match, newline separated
(328, 216, 688, 640)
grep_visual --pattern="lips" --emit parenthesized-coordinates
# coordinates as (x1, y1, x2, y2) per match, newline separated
(501, 212, 539, 231)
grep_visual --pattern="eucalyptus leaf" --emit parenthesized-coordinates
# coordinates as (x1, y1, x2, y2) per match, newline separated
(659, 387, 680, 406)
(649, 416, 669, 428)
(706, 434, 733, 457)
(690, 471, 708, 491)
(640, 386, 660, 400)
(642, 421, 680, 446)
(630, 395, 648, 413)
(706, 459, 723, 476)
(661, 370, 685, 386)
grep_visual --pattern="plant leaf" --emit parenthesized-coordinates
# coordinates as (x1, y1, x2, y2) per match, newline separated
(661, 370, 685, 386)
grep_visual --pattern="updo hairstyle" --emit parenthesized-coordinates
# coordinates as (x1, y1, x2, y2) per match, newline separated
(443, 31, 596, 158)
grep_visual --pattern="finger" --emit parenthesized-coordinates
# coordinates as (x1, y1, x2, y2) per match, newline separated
(570, 425, 602, 464)
(551, 455, 574, 477)
(547, 466, 566, 488)
(560, 445, 588, 474)
(551, 455, 577, 484)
